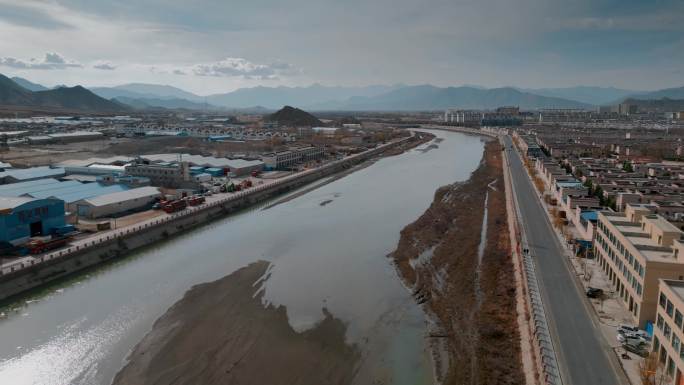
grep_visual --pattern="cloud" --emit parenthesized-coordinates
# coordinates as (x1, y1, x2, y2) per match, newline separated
(190, 57, 299, 79)
(0, 52, 82, 70)
(0, 3, 73, 30)
(92, 61, 116, 70)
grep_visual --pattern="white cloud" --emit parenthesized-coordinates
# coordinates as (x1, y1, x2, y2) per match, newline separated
(92, 61, 116, 70)
(190, 57, 299, 79)
(0, 52, 82, 70)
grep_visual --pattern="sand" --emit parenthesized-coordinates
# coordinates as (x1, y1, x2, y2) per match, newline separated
(112, 261, 360, 385)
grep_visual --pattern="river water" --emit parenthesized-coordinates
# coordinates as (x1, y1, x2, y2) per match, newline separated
(0, 130, 484, 385)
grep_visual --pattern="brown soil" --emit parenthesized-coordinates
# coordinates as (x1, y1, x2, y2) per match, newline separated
(390, 140, 524, 385)
(112, 261, 360, 385)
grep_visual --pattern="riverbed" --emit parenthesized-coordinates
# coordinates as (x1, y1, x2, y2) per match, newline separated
(0, 130, 485, 385)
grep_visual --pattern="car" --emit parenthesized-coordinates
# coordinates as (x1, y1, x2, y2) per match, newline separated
(617, 333, 647, 344)
(617, 324, 639, 335)
(623, 341, 649, 357)
(586, 287, 604, 298)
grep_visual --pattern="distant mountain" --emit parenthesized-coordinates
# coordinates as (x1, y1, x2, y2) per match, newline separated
(11, 77, 48, 92)
(628, 86, 684, 101)
(265, 106, 322, 127)
(622, 97, 684, 113)
(91, 83, 203, 101)
(314, 85, 591, 111)
(0, 74, 127, 113)
(114, 96, 218, 110)
(522, 86, 637, 106)
(206, 84, 401, 109)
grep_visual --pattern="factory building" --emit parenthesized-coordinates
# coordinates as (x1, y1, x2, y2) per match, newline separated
(0, 197, 66, 245)
(261, 146, 324, 170)
(74, 186, 161, 219)
(0, 166, 65, 184)
(125, 162, 192, 188)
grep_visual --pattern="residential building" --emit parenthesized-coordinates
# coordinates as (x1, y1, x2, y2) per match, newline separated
(594, 205, 684, 327)
(652, 279, 684, 384)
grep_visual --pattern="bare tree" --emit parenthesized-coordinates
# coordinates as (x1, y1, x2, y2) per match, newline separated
(639, 353, 671, 385)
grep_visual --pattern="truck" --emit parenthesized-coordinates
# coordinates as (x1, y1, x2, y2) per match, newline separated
(251, 170, 261, 177)
(162, 199, 187, 213)
(186, 196, 205, 206)
(240, 179, 253, 189)
(25, 236, 72, 254)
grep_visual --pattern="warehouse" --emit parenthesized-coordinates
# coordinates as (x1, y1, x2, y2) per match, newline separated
(0, 166, 65, 184)
(0, 197, 66, 245)
(224, 159, 264, 176)
(74, 186, 161, 219)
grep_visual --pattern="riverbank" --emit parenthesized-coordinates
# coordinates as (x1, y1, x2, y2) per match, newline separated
(112, 261, 361, 385)
(390, 139, 524, 385)
(0, 134, 429, 303)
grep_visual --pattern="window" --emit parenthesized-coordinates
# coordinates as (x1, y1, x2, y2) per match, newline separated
(658, 314, 665, 330)
(667, 300, 675, 318)
(668, 357, 675, 377)
(661, 293, 668, 308)
(665, 323, 672, 340)
(674, 334, 681, 352)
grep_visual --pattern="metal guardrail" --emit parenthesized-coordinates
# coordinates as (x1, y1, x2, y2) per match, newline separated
(502, 135, 563, 385)
(0, 136, 413, 277)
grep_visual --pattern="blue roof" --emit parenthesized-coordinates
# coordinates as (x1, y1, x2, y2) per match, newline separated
(0, 166, 65, 181)
(0, 178, 130, 203)
(580, 211, 599, 222)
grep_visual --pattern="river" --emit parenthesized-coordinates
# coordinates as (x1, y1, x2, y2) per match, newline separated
(0, 130, 485, 385)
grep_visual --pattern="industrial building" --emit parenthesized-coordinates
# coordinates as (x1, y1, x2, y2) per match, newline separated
(0, 166, 66, 184)
(261, 146, 324, 170)
(74, 186, 161, 219)
(0, 196, 66, 245)
(137, 154, 264, 177)
(125, 162, 192, 188)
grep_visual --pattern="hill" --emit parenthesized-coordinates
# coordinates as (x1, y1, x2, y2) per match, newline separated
(0, 74, 127, 113)
(11, 77, 48, 92)
(91, 83, 203, 101)
(522, 86, 636, 106)
(113, 96, 218, 110)
(315, 85, 591, 111)
(265, 106, 322, 127)
(206, 84, 400, 109)
(628, 86, 684, 101)
(622, 97, 684, 113)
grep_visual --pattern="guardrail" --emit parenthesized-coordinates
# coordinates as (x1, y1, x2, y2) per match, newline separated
(0, 136, 414, 277)
(501, 135, 562, 385)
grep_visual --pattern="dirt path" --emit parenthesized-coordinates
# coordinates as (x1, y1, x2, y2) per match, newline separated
(390, 140, 524, 385)
(112, 261, 360, 385)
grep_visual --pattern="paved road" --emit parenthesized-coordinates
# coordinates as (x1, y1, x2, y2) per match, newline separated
(503, 136, 621, 385)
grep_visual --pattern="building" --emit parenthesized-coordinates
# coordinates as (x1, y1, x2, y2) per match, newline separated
(0, 197, 66, 244)
(261, 146, 324, 170)
(224, 159, 264, 176)
(652, 279, 684, 384)
(0, 166, 66, 184)
(595, 205, 684, 327)
(125, 162, 192, 188)
(74, 186, 160, 219)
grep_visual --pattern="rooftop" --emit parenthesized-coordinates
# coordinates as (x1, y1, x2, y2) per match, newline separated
(662, 280, 684, 303)
(81, 186, 160, 207)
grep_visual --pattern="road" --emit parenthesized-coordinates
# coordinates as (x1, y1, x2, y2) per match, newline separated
(503, 136, 621, 385)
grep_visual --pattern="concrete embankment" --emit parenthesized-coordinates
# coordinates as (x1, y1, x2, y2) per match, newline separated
(0, 135, 421, 302)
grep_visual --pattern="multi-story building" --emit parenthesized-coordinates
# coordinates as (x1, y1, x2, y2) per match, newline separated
(125, 161, 192, 188)
(595, 205, 684, 327)
(652, 279, 684, 384)
(261, 146, 324, 170)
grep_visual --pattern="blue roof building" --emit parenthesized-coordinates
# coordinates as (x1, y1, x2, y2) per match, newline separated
(0, 197, 66, 244)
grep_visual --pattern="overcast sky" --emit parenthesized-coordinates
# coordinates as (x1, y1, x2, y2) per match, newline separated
(0, 0, 682, 95)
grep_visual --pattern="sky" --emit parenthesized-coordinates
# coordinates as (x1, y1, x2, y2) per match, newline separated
(0, 0, 682, 95)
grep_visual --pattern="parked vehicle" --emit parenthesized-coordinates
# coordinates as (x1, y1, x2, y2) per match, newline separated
(617, 325, 639, 335)
(251, 170, 261, 177)
(617, 333, 647, 344)
(162, 199, 187, 213)
(25, 236, 71, 254)
(622, 341, 649, 357)
(240, 179, 253, 189)
(186, 196, 206, 206)
(586, 287, 603, 298)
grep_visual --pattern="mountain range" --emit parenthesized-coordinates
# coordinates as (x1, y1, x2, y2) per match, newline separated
(0, 74, 126, 113)
(3, 73, 684, 113)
